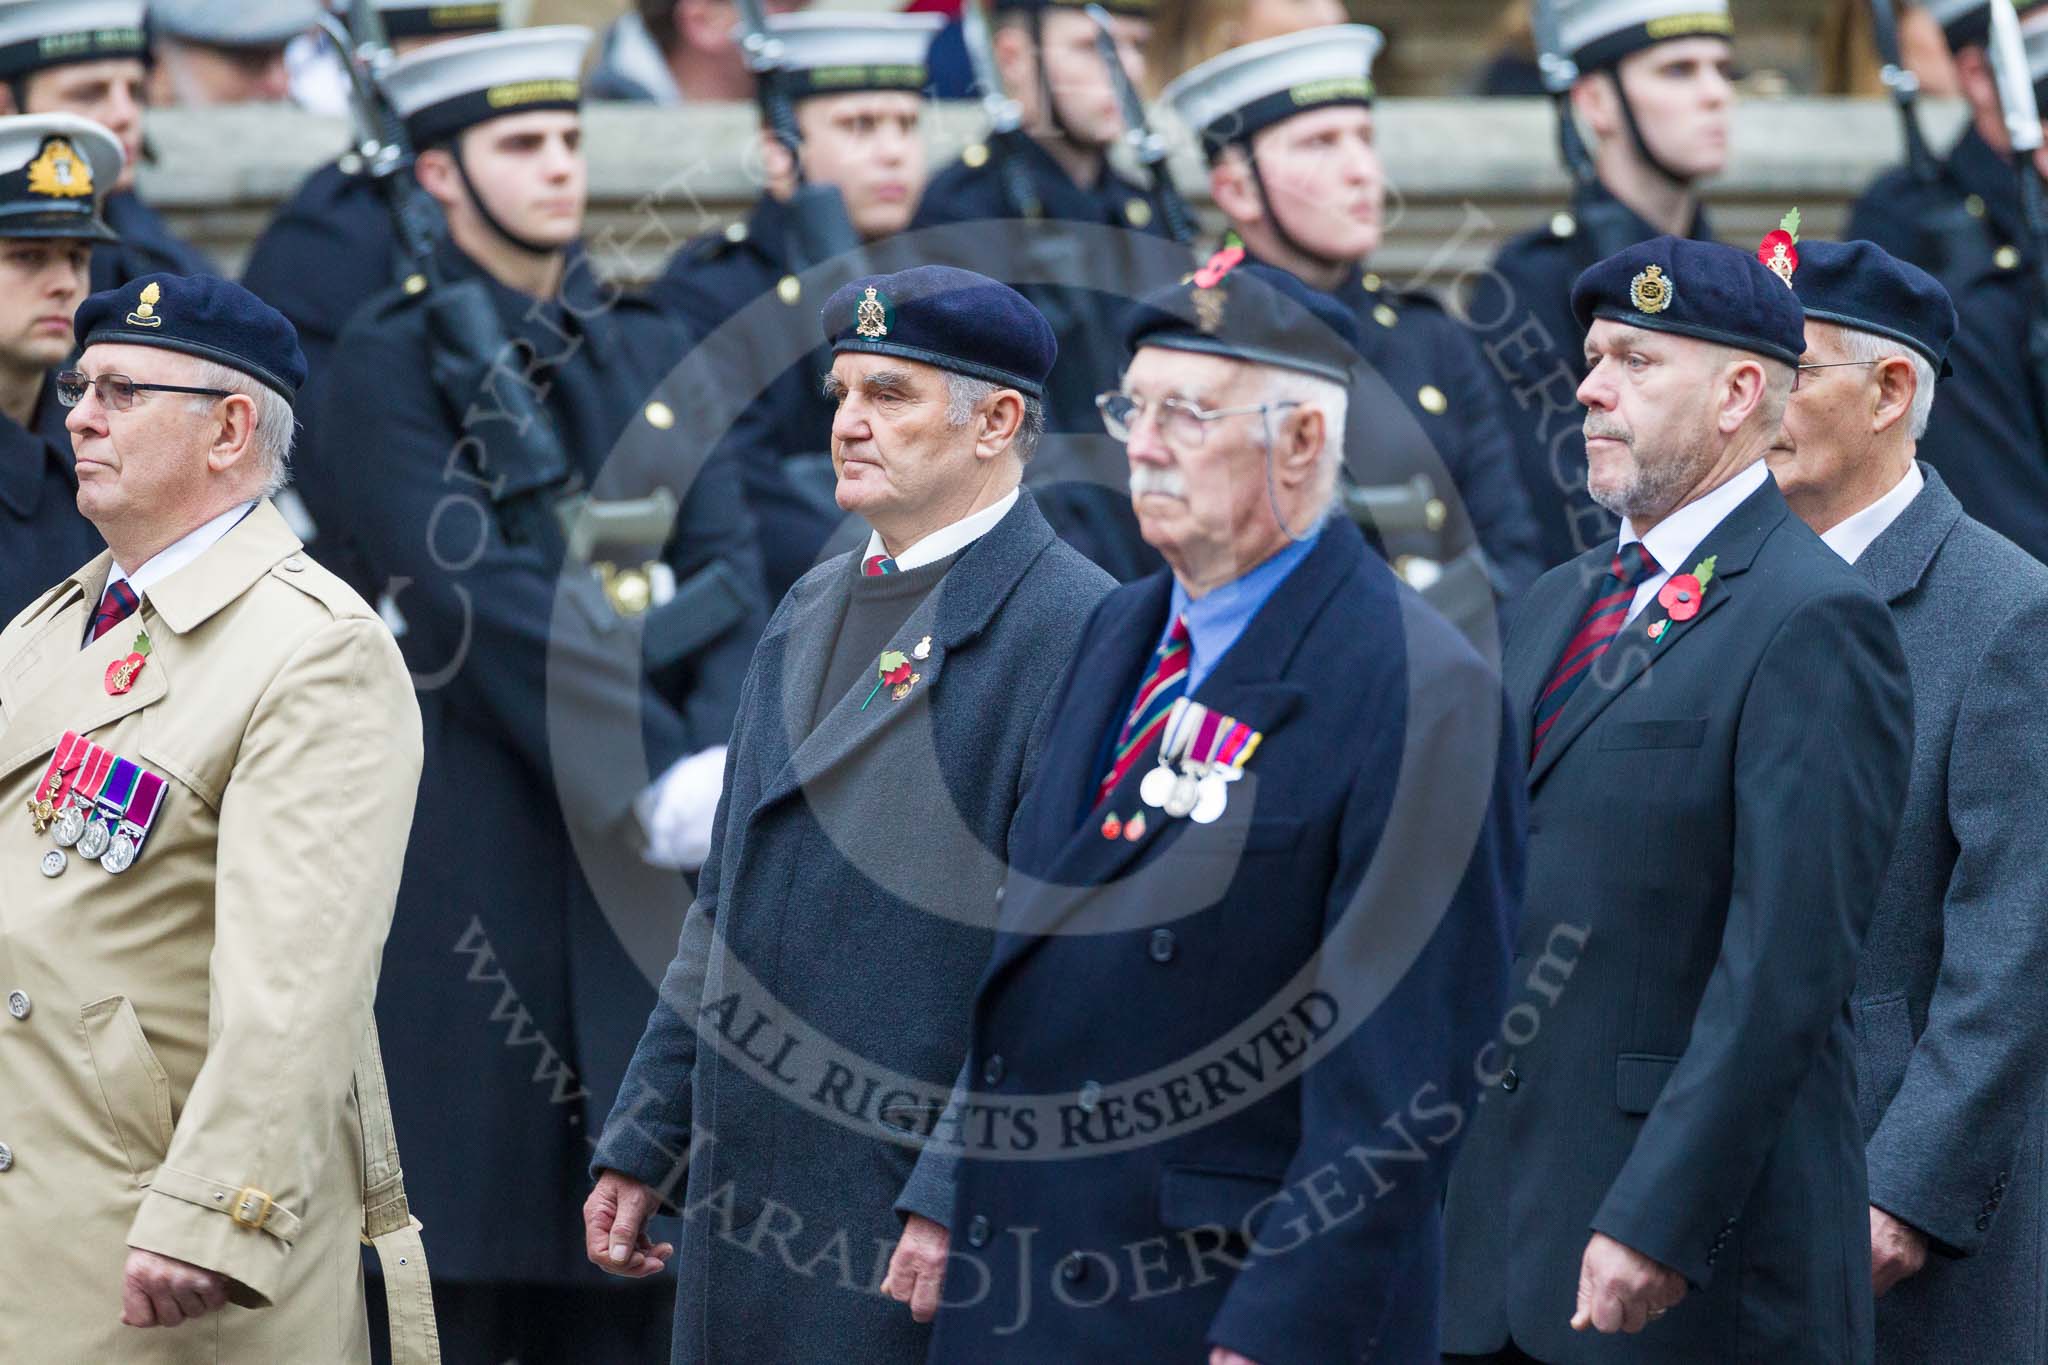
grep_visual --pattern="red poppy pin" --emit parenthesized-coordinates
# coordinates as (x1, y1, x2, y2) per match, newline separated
(1192, 238, 1245, 290)
(1649, 556, 1717, 642)
(1758, 208, 1800, 288)
(104, 630, 151, 696)
(861, 649, 920, 711)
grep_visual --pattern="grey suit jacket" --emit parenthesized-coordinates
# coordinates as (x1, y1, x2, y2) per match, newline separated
(1851, 465, 2048, 1362)
(591, 491, 1113, 1365)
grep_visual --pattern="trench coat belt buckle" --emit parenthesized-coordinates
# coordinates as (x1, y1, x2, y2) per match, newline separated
(231, 1186, 277, 1231)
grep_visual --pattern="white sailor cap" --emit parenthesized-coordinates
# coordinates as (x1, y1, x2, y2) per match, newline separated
(147, 0, 322, 49)
(1556, 0, 1733, 73)
(373, 1, 503, 41)
(0, 113, 121, 242)
(1160, 24, 1382, 160)
(0, 0, 145, 80)
(384, 25, 590, 147)
(760, 12, 942, 100)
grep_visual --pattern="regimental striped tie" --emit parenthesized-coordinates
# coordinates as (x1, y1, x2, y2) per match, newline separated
(1096, 615, 1192, 808)
(862, 554, 898, 577)
(88, 579, 140, 645)
(1530, 542, 1662, 759)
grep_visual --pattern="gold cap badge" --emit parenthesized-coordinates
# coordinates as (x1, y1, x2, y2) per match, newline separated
(856, 286, 890, 339)
(1629, 264, 1673, 315)
(25, 138, 91, 199)
(126, 281, 163, 329)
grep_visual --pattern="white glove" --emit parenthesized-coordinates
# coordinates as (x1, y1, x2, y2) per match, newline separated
(634, 745, 728, 872)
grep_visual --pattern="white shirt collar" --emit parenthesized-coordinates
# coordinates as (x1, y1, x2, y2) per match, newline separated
(864, 489, 1019, 573)
(1622, 460, 1768, 581)
(1614, 461, 1768, 623)
(108, 500, 259, 600)
(1820, 463, 1925, 565)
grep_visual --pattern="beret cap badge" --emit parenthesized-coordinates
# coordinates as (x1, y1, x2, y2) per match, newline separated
(125, 280, 162, 330)
(855, 286, 891, 340)
(1629, 264, 1674, 315)
(25, 137, 90, 199)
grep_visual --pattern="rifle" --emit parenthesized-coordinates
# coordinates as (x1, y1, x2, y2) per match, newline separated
(1531, 0, 1639, 260)
(1083, 3, 1198, 244)
(962, 0, 1046, 221)
(1869, 0, 1938, 184)
(1985, 0, 2048, 408)
(734, 0, 861, 272)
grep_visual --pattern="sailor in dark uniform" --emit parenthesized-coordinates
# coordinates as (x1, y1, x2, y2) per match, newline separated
(1162, 23, 1546, 628)
(0, 114, 120, 622)
(0, 0, 213, 291)
(650, 12, 940, 604)
(241, 0, 503, 390)
(304, 27, 767, 1362)
(1847, 1, 2020, 289)
(912, 0, 1185, 582)
(1463, 0, 1735, 567)
(1908, 2, 2048, 563)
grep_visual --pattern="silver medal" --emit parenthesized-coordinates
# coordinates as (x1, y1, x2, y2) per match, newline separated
(40, 849, 66, 878)
(51, 802, 87, 848)
(1139, 764, 1175, 809)
(76, 819, 111, 861)
(1165, 768, 1202, 819)
(100, 832, 137, 875)
(1190, 773, 1230, 825)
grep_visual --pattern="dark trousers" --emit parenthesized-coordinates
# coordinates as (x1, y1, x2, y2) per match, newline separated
(369, 1271, 677, 1365)
(1446, 1344, 1550, 1365)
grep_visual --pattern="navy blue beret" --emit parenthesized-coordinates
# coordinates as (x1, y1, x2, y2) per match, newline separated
(75, 272, 308, 401)
(823, 266, 1057, 400)
(1572, 235, 1806, 369)
(1123, 256, 1360, 385)
(1790, 239, 1957, 376)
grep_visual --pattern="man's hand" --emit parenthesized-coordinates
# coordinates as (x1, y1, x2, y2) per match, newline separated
(584, 1170, 674, 1278)
(1570, 1232, 1687, 1333)
(1210, 1350, 1265, 1365)
(1870, 1205, 1930, 1297)
(120, 1249, 229, 1328)
(881, 1214, 951, 1322)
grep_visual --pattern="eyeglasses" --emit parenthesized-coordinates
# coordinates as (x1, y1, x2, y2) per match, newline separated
(1095, 391, 1301, 448)
(1792, 359, 1883, 392)
(55, 370, 234, 412)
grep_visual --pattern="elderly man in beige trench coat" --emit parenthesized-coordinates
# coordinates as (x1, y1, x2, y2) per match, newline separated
(0, 271, 437, 1363)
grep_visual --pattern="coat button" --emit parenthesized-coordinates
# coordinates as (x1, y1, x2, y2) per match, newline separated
(966, 1215, 991, 1248)
(1499, 1068, 1519, 1091)
(1704, 1249, 1716, 1266)
(0, 1142, 12, 1172)
(982, 1054, 1005, 1086)
(1077, 1081, 1102, 1114)
(283, 556, 305, 572)
(995, 885, 1005, 905)
(1148, 929, 1176, 963)
(5, 991, 26, 1020)
(1978, 1213, 1993, 1231)
(1058, 1251, 1088, 1283)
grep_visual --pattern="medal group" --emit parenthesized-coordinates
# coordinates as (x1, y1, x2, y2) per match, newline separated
(1105, 698, 1263, 841)
(26, 729, 166, 878)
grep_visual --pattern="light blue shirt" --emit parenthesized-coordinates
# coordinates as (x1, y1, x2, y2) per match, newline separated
(1159, 525, 1324, 694)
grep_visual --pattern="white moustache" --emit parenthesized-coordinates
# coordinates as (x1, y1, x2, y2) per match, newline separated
(1130, 466, 1188, 499)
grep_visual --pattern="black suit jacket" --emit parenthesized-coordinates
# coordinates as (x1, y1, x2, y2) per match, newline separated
(1440, 474, 1914, 1363)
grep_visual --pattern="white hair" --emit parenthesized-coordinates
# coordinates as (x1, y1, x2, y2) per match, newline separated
(943, 372, 1045, 463)
(1258, 368, 1349, 518)
(182, 358, 298, 497)
(1838, 326, 1939, 440)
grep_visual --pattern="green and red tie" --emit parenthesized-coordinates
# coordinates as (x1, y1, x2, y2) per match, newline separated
(1096, 615, 1192, 807)
(862, 554, 898, 577)
(1531, 543, 1661, 759)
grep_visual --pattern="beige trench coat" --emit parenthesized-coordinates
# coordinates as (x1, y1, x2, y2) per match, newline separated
(0, 502, 424, 1363)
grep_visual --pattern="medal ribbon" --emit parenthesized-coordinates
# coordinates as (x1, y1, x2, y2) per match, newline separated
(34, 731, 88, 808)
(1203, 718, 1264, 773)
(70, 742, 116, 808)
(1187, 709, 1225, 769)
(92, 757, 142, 831)
(1158, 698, 1203, 767)
(115, 770, 168, 857)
